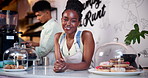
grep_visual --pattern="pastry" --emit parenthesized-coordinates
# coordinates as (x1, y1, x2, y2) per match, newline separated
(113, 62, 130, 67)
(4, 65, 11, 69)
(95, 58, 136, 72)
(125, 66, 137, 72)
(9, 65, 16, 69)
(99, 61, 113, 67)
(17, 65, 24, 69)
(113, 64, 129, 67)
(96, 66, 110, 72)
(4, 65, 24, 69)
(110, 58, 124, 63)
(110, 67, 126, 72)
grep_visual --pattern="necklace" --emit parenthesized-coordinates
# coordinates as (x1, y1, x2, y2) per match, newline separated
(68, 53, 70, 55)
(66, 39, 74, 55)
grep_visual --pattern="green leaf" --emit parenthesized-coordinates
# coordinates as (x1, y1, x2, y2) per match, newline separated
(140, 33, 145, 39)
(132, 37, 136, 44)
(137, 35, 140, 44)
(124, 24, 148, 45)
(141, 31, 148, 38)
(124, 39, 131, 45)
(134, 24, 139, 30)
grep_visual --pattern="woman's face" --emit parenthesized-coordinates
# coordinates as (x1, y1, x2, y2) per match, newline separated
(61, 10, 80, 34)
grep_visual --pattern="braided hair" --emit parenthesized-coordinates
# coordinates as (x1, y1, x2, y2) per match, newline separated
(62, 0, 84, 21)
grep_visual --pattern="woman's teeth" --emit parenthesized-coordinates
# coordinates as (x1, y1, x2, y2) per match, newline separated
(65, 27, 70, 30)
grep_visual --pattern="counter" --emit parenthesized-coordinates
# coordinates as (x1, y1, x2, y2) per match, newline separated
(0, 66, 148, 78)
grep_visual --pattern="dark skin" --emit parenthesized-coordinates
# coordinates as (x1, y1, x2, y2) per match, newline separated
(53, 10, 95, 73)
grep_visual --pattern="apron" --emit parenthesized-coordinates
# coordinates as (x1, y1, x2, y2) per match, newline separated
(59, 31, 83, 63)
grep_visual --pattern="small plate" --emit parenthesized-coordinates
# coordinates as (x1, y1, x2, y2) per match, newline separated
(88, 68, 143, 76)
(3, 69, 26, 72)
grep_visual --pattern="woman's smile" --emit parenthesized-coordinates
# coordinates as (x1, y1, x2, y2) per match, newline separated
(64, 26, 71, 30)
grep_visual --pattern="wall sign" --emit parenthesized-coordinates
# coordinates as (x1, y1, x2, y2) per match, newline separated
(82, 0, 106, 27)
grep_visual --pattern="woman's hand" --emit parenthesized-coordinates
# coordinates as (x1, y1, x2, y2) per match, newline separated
(53, 58, 67, 73)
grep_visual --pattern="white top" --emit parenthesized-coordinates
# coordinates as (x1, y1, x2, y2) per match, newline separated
(35, 18, 62, 57)
(60, 31, 84, 63)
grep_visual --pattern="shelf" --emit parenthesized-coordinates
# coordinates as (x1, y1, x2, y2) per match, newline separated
(21, 22, 43, 41)
(21, 31, 41, 41)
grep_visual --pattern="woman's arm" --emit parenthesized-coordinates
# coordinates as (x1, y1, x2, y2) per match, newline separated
(54, 32, 63, 60)
(54, 32, 67, 72)
(53, 31, 95, 72)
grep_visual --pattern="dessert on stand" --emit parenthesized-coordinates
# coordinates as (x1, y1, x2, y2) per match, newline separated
(2, 42, 37, 72)
(89, 38, 143, 75)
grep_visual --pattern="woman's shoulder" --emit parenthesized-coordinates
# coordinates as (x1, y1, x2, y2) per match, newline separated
(80, 30, 94, 45)
(81, 30, 93, 37)
(55, 32, 63, 39)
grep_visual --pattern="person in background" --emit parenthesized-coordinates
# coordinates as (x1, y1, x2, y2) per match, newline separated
(53, 0, 95, 73)
(24, 1, 62, 65)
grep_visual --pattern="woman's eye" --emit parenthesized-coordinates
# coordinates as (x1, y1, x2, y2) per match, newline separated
(63, 19, 68, 21)
(71, 20, 77, 22)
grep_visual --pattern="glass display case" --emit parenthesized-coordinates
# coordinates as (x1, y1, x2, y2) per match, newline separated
(3, 43, 28, 71)
(2, 42, 37, 71)
(94, 38, 140, 72)
(21, 43, 37, 66)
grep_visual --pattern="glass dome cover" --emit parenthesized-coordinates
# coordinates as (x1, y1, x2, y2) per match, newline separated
(20, 43, 37, 61)
(3, 43, 28, 70)
(94, 38, 139, 70)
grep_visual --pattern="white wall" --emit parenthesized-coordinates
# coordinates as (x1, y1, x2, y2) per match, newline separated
(52, 0, 148, 67)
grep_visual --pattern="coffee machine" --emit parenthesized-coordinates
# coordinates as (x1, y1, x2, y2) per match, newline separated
(0, 10, 19, 61)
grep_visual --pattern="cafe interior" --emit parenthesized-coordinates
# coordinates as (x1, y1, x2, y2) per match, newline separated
(0, 0, 148, 78)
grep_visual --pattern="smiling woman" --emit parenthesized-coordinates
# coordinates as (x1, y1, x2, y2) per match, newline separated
(53, 0, 95, 73)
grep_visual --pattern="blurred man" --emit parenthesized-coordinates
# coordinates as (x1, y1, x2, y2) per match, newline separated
(24, 1, 62, 65)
